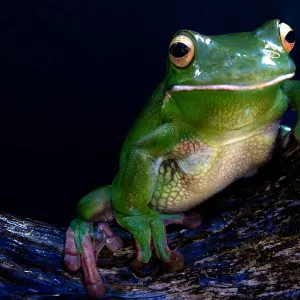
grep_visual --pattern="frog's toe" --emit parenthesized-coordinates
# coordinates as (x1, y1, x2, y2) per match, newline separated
(64, 227, 81, 272)
(92, 223, 123, 257)
(161, 212, 203, 229)
(131, 258, 149, 271)
(161, 250, 185, 273)
(80, 233, 106, 298)
(86, 280, 106, 298)
(182, 212, 203, 229)
(64, 254, 80, 272)
(106, 236, 123, 252)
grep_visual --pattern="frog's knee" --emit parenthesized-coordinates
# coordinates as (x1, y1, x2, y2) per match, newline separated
(77, 185, 114, 222)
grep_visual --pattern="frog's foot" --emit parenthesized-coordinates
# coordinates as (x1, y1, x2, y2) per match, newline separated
(92, 223, 123, 257)
(159, 212, 202, 272)
(117, 211, 202, 277)
(116, 212, 175, 271)
(64, 219, 123, 298)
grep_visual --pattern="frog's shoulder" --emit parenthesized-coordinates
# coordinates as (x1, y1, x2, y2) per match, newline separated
(119, 81, 166, 167)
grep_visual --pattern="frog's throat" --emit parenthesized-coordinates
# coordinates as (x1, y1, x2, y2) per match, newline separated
(171, 72, 295, 92)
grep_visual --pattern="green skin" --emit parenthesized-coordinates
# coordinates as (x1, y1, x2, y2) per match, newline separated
(64, 20, 300, 298)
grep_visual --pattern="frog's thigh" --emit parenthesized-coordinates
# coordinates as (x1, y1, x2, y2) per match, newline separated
(77, 185, 114, 222)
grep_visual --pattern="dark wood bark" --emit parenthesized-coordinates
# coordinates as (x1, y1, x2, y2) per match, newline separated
(1, 143, 300, 299)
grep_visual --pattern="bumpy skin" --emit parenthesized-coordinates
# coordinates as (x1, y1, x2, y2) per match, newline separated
(64, 19, 300, 298)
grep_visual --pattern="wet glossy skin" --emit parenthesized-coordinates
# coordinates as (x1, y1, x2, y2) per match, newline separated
(168, 25, 295, 87)
(64, 20, 300, 298)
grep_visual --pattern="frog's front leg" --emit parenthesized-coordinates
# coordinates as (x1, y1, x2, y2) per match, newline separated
(112, 122, 193, 271)
(282, 80, 300, 142)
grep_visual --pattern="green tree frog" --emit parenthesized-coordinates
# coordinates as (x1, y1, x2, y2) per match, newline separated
(64, 20, 300, 298)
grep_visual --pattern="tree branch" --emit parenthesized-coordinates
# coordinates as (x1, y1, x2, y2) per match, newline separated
(1, 143, 300, 299)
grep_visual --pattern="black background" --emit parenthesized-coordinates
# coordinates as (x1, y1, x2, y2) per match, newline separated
(0, 0, 299, 226)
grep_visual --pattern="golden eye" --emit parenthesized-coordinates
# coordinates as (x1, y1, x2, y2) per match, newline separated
(279, 22, 296, 53)
(169, 35, 195, 68)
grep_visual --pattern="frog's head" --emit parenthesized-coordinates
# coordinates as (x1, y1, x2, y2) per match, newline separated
(163, 20, 296, 130)
(166, 19, 296, 91)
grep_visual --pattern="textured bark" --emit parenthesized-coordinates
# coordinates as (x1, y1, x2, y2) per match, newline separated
(1, 143, 300, 299)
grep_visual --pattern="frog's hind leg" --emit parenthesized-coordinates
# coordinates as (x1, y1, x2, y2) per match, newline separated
(64, 185, 123, 298)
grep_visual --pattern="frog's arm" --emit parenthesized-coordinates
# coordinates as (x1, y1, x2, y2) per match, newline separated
(119, 81, 166, 168)
(111, 121, 185, 263)
(282, 80, 300, 142)
(113, 122, 183, 214)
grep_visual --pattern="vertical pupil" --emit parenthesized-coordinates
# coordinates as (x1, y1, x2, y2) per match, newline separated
(169, 42, 190, 58)
(285, 31, 296, 43)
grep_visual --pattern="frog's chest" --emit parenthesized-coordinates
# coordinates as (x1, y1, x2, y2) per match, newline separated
(150, 121, 280, 213)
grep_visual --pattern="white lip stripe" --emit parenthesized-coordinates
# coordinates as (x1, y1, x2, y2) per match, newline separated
(171, 73, 295, 91)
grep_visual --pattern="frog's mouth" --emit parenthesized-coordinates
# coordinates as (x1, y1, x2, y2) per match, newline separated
(170, 72, 295, 92)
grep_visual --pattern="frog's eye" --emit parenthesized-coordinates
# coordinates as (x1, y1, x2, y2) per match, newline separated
(279, 23, 296, 53)
(169, 35, 195, 68)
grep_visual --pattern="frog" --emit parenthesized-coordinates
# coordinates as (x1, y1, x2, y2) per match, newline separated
(64, 19, 300, 298)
